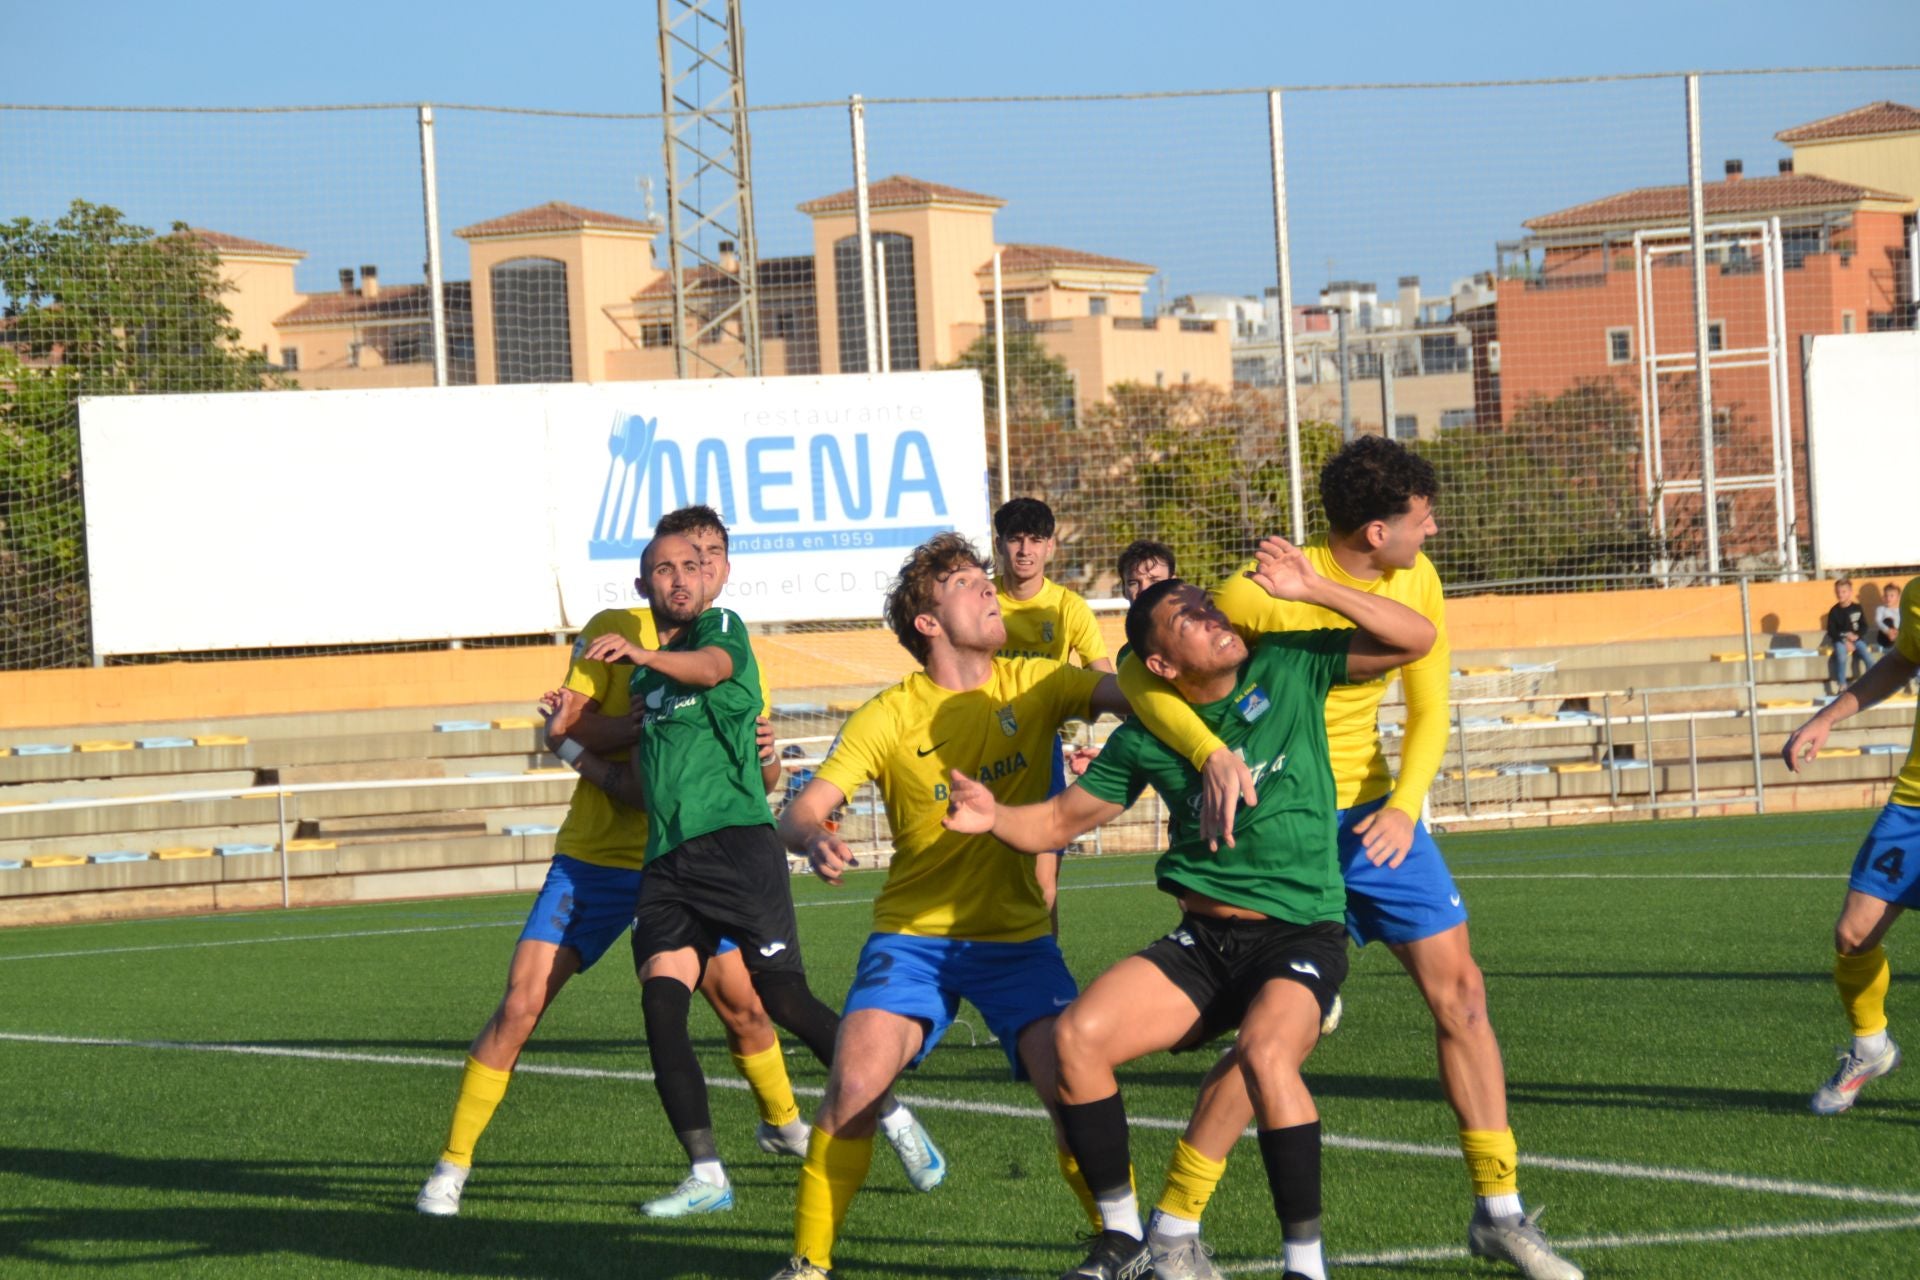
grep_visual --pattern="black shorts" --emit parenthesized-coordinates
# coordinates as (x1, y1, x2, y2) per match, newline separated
(632, 824, 807, 976)
(1138, 913, 1348, 1046)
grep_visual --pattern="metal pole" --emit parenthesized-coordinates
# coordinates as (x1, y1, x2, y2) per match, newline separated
(1380, 348, 1396, 439)
(1685, 74, 1721, 574)
(848, 94, 879, 376)
(1336, 309, 1352, 442)
(1771, 216, 1799, 572)
(1267, 90, 1305, 542)
(417, 104, 449, 387)
(1453, 705, 1473, 819)
(993, 249, 1010, 505)
(1740, 574, 1768, 813)
(1758, 221, 1788, 565)
(276, 789, 290, 909)
(1688, 714, 1701, 818)
(659, 23, 690, 380)
(1910, 218, 1920, 331)
(873, 239, 891, 374)
(1603, 692, 1619, 807)
(1642, 693, 1659, 812)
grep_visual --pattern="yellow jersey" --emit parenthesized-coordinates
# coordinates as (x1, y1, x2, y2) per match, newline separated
(1892, 578, 1920, 809)
(996, 577, 1108, 666)
(816, 657, 1102, 942)
(1118, 540, 1451, 816)
(555, 607, 771, 871)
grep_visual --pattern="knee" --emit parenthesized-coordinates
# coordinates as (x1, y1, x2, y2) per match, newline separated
(1427, 962, 1491, 1036)
(1835, 920, 1878, 956)
(1052, 1008, 1108, 1071)
(497, 983, 549, 1037)
(1232, 1028, 1298, 1094)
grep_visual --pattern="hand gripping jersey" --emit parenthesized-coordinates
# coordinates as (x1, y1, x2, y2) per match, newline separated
(816, 657, 1102, 942)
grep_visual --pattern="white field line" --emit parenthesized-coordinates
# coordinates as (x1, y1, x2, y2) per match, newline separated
(0, 878, 1164, 964)
(4, 1030, 1919, 1215)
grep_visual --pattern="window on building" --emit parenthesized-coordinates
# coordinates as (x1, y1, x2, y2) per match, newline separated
(1842, 311, 1856, 333)
(834, 231, 919, 373)
(1607, 327, 1633, 365)
(1486, 341, 1501, 373)
(990, 295, 1029, 329)
(491, 256, 572, 383)
(1715, 495, 1737, 532)
(1707, 320, 1725, 352)
(1439, 408, 1475, 431)
(1088, 295, 1108, 317)
(640, 323, 673, 348)
(385, 324, 428, 365)
(1712, 406, 1733, 451)
(279, 347, 299, 371)
(1393, 415, 1419, 441)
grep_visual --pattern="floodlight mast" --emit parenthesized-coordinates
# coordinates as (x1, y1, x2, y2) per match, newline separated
(657, 0, 761, 378)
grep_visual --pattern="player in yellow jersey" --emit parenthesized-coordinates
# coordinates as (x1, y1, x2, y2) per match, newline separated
(1117, 439, 1581, 1280)
(995, 497, 1115, 915)
(1785, 575, 1919, 1115)
(765, 532, 1169, 1280)
(415, 506, 809, 1216)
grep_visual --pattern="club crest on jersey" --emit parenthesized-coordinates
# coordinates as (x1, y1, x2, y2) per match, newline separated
(1236, 686, 1271, 724)
(997, 705, 1019, 737)
(1041, 620, 1055, 644)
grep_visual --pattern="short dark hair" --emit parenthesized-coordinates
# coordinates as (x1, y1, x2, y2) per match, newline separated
(1124, 577, 1186, 663)
(1319, 436, 1437, 534)
(655, 503, 729, 550)
(993, 496, 1056, 541)
(884, 532, 987, 664)
(1117, 539, 1176, 585)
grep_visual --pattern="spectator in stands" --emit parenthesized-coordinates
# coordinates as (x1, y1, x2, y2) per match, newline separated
(1875, 584, 1902, 656)
(1827, 577, 1869, 695)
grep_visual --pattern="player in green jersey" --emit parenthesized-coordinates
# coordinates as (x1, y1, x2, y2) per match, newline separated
(943, 536, 1433, 1280)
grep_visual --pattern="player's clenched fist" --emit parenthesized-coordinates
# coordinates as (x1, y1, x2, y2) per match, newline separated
(805, 830, 855, 885)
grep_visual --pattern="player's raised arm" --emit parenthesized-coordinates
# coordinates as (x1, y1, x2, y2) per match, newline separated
(1247, 535, 1434, 681)
(941, 769, 1123, 854)
(1785, 646, 1920, 772)
(777, 774, 857, 885)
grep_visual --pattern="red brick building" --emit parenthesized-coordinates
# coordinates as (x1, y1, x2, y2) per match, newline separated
(1482, 102, 1918, 561)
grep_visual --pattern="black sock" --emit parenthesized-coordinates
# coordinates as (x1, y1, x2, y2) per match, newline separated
(1256, 1121, 1322, 1241)
(641, 977, 712, 1157)
(751, 969, 841, 1067)
(1057, 1092, 1133, 1207)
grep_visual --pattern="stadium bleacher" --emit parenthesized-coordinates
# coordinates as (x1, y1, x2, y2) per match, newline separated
(2, 628, 1911, 925)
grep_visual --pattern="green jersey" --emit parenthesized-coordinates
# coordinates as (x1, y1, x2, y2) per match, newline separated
(629, 606, 772, 862)
(1078, 630, 1350, 923)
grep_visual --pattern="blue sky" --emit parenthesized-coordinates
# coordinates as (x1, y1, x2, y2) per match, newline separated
(6, 1, 1917, 308)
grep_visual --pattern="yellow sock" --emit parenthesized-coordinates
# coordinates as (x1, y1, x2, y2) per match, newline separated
(439, 1056, 512, 1168)
(731, 1040, 801, 1128)
(1056, 1148, 1102, 1231)
(1155, 1138, 1228, 1223)
(1835, 947, 1891, 1037)
(794, 1127, 872, 1270)
(1460, 1128, 1520, 1198)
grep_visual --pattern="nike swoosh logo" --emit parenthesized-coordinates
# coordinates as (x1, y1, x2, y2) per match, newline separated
(1052, 996, 1074, 1007)
(915, 741, 949, 758)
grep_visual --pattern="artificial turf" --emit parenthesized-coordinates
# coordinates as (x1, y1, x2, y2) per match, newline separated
(1, 808, 1915, 1278)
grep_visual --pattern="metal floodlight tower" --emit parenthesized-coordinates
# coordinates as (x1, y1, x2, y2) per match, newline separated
(657, 0, 760, 377)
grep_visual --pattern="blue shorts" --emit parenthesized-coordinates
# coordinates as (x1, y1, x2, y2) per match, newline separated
(1339, 795, 1469, 948)
(520, 854, 736, 970)
(841, 932, 1078, 1080)
(1847, 802, 1920, 909)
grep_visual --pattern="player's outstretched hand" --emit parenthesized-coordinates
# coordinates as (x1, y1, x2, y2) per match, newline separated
(535, 688, 564, 720)
(941, 768, 997, 835)
(1199, 747, 1257, 851)
(806, 830, 856, 886)
(756, 715, 778, 765)
(1782, 715, 1831, 773)
(581, 632, 648, 665)
(1353, 805, 1415, 868)
(1246, 535, 1316, 602)
(1065, 745, 1101, 777)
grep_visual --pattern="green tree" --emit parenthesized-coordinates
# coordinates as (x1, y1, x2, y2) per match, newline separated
(0, 200, 286, 667)
(943, 329, 1077, 504)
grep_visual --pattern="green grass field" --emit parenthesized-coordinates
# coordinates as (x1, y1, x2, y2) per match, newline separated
(3, 809, 1916, 1279)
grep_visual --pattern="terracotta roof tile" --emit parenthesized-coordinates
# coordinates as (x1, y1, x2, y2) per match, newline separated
(633, 255, 814, 298)
(799, 174, 1004, 215)
(982, 243, 1155, 274)
(1524, 173, 1908, 232)
(455, 201, 659, 239)
(276, 280, 470, 327)
(1776, 100, 1920, 144)
(176, 227, 306, 259)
